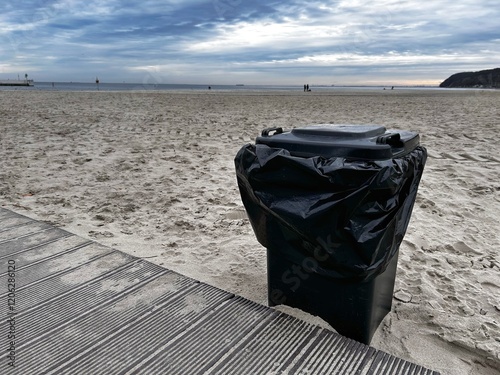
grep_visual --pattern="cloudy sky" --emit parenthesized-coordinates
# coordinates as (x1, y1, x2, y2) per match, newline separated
(1, 0, 499, 85)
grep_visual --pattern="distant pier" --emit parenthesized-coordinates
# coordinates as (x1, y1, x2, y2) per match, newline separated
(0, 79, 34, 86)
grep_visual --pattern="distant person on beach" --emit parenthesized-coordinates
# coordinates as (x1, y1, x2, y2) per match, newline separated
(304, 84, 306, 92)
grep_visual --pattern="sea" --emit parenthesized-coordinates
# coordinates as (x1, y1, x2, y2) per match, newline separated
(0, 81, 442, 92)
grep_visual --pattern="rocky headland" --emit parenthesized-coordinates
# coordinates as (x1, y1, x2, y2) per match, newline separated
(440, 68, 500, 88)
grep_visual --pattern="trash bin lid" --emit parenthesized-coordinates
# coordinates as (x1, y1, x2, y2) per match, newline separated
(256, 124, 420, 160)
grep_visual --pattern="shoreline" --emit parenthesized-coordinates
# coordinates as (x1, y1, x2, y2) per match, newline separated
(1, 89, 499, 375)
(4, 81, 496, 93)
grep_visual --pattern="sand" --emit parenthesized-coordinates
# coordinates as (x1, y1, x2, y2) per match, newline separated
(1, 88, 499, 375)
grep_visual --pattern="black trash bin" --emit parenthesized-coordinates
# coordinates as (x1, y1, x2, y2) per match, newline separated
(234, 124, 427, 344)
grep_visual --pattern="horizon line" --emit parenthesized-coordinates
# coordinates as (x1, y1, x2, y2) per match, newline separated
(25, 81, 442, 88)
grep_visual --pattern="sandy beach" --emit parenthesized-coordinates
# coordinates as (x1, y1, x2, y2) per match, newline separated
(1, 88, 499, 374)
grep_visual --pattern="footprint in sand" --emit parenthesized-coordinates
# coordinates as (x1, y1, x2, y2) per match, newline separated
(452, 241, 482, 256)
(224, 209, 248, 220)
(416, 196, 435, 209)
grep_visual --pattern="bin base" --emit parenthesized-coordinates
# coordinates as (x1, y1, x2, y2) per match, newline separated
(267, 249, 399, 345)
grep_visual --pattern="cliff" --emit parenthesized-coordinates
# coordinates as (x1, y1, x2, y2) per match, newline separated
(439, 68, 500, 88)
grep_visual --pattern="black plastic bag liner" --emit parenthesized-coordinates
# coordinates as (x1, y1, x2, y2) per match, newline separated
(235, 128, 427, 282)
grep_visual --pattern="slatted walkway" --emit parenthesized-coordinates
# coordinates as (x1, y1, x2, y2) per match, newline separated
(0, 207, 439, 374)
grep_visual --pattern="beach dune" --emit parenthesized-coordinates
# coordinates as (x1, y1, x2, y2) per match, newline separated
(1, 88, 499, 375)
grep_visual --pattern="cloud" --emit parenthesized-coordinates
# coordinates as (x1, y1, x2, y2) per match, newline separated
(0, 0, 499, 84)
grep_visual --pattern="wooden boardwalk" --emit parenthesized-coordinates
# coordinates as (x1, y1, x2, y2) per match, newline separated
(0, 208, 440, 374)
